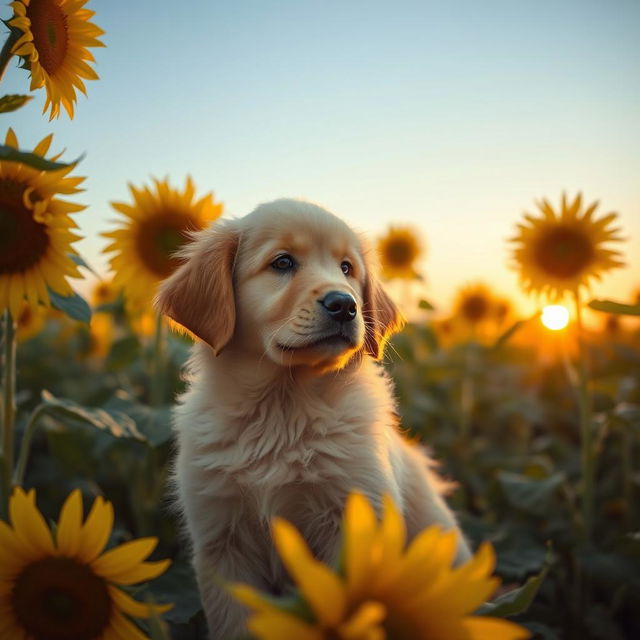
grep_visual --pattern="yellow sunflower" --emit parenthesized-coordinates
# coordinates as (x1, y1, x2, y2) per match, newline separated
(15, 301, 47, 342)
(9, 0, 105, 120)
(91, 278, 121, 308)
(0, 128, 84, 320)
(377, 227, 422, 280)
(453, 283, 494, 327)
(511, 193, 624, 300)
(231, 493, 529, 640)
(0, 487, 172, 640)
(103, 177, 223, 313)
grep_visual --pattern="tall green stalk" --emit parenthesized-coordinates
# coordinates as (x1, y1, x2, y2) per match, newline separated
(574, 289, 595, 543)
(1, 310, 16, 519)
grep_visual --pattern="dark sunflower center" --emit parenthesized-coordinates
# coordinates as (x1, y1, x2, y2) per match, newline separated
(11, 556, 112, 640)
(0, 179, 50, 274)
(135, 213, 198, 278)
(26, 0, 69, 75)
(385, 239, 415, 267)
(461, 294, 489, 323)
(533, 226, 594, 279)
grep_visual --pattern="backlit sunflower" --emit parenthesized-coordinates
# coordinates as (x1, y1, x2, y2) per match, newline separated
(15, 301, 47, 342)
(9, 0, 105, 120)
(377, 227, 422, 280)
(511, 193, 624, 300)
(0, 128, 84, 319)
(0, 487, 172, 640)
(91, 278, 121, 308)
(453, 283, 494, 326)
(103, 177, 223, 314)
(231, 493, 529, 640)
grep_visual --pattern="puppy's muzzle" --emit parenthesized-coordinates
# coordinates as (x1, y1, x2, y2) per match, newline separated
(320, 291, 357, 323)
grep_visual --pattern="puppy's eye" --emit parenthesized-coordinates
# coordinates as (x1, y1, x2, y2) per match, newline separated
(271, 254, 295, 272)
(341, 260, 353, 276)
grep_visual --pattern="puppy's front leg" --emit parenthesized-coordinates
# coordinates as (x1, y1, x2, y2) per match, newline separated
(193, 539, 267, 640)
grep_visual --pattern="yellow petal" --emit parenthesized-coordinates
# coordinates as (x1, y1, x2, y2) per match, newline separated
(76, 496, 114, 563)
(344, 492, 378, 600)
(228, 583, 284, 615)
(56, 489, 83, 556)
(91, 537, 158, 577)
(247, 611, 324, 640)
(108, 585, 172, 619)
(272, 517, 347, 626)
(101, 559, 171, 585)
(9, 487, 55, 558)
(461, 616, 531, 640)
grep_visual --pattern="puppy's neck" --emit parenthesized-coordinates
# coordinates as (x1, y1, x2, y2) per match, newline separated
(191, 341, 362, 403)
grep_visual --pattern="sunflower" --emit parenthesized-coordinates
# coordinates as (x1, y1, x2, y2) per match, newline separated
(453, 283, 494, 326)
(511, 193, 624, 300)
(103, 177, 223, 314)
(15, 301, 47, 342)
(91, 278, 121, 308)
(9, 0, 105, 120)
(0, 128, 84, 320)
(0, 487, 172, 640)
(377, 227, 422, 280)
(231, 493, 529, 640)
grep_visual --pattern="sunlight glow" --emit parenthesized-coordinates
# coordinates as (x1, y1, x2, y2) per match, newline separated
(541, 305, 570, 331)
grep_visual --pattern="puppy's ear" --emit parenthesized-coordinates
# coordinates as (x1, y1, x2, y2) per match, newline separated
(362, 267, 405, 361)
(155, 221, 239, 355)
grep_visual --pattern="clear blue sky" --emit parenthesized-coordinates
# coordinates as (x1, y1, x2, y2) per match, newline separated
(6, 0, 640, 318)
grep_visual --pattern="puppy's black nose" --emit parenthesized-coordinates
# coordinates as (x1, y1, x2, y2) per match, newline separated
(321, 291, 357, 323)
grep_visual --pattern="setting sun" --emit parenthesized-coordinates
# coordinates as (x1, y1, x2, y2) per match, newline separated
(541, 305, 570, 331)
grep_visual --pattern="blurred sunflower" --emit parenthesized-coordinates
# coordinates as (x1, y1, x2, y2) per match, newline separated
(91, 278, 121, 308)
(0, 128, 84, 319)
(0, 487, 172, 640)
(15, 301, 47, 342)
(85, 312, 114, 359)
(103, 177, 223, 313)
(231, 493, 529, 640)
(377, 227, 422, 280)
(453, 283, 493, 326)
(511, 193, 624, 300)
(9, 0, 105, 119)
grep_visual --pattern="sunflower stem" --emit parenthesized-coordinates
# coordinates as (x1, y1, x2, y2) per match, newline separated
(573, 289, 595, 544)
(13, 404, 48, 487)
(1, 310, 17, 519)
(0, 29, 20, 84)
(150, 313, 166, 407)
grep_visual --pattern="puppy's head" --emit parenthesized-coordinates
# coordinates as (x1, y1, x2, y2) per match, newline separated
(155, 199, 404, 371)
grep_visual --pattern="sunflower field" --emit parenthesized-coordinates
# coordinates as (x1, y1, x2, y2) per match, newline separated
(1, 1, 640, 639)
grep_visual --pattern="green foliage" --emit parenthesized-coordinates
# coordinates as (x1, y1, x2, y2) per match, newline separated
(589, 299, 640, 316)
(48, 287, 92, 323)
(6, 303, 640, 638)
(0, 93, 32, 113)
(0, 143, 81, 171)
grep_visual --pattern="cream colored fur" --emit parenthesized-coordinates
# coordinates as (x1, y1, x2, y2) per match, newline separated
(156, 199, 470, 639)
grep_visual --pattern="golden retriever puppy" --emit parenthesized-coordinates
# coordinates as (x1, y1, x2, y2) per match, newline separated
(156, 198, 470, 639)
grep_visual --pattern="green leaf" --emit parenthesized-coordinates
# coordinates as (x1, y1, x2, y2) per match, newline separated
(497, 471, 565, 517)
(40, 390, 146, 441)
(148, 555, 202, 624)
(0, 94, 33, 113)
(492, 313, 538, 350)
(418, 298, 435, 311)
(70, 253, 99, 277)
(0, 144, 82, 171)
(103, 392, 173, 447)
(479, 546, 552, 617)
(106, 335, 141, 371)
(48, 287, 92, 323)
(588, 299, 640, 316)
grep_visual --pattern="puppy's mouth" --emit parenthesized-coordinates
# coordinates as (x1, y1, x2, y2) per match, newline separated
(277, 333, 355, 352)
